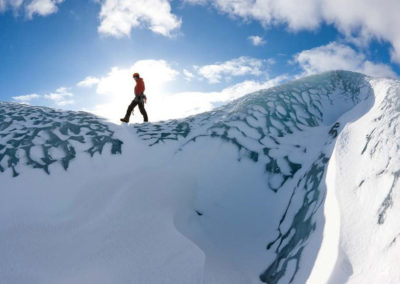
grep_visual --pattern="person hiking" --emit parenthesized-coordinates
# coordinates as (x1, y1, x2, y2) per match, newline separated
(120, 72, 148, 123)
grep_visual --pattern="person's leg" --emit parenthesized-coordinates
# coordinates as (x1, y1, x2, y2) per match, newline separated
(122, 100, 138, 122)
(138, 102, 148, 122)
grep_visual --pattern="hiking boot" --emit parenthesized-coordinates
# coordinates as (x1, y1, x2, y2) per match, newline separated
(120, 118, 129, 123)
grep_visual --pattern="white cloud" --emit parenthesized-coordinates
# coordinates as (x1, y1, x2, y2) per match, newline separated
(248, 35, 266, 46)
(97, 0, 181, 38)
(83, 58, 286, 122)
(196, 56, 266, 83)
(12, 93, 40, 104)
(77, 76, 101, 88)
(13, 86, 74, 107)
(88, 59, 179, 121)
(43, 87, 75, 106)
(150, 75, 288, 120)
(220, 76, 287, 99)
(183, 69, 194, 81)
(208, 0, 321, 30)
(189, 0, 400, 64)
(25, 0, 63, 18)
(294, 42, 397, 78)
(0, 0, 23, 12)
(0, 0, 63, 18)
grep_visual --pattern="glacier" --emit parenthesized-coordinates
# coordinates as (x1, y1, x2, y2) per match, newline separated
(0, 70, 399, 284)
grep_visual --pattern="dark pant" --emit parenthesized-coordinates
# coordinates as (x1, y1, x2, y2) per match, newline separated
(124, 97, 148, 122)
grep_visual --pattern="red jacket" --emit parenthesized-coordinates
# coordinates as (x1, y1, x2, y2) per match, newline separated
(135, 78, 145, 96)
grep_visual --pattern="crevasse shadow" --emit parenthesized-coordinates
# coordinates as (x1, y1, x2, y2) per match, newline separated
(259, 77, 375, 284)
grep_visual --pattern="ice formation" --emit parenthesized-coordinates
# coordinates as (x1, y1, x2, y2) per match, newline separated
(0, 71, 399, 284)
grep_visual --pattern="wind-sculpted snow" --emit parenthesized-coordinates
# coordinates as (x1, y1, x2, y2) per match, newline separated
(360, 81, 400, 225)
(0, 103, 123, 177)
(322, 77, 400, 284)
(134, 71, 373, 283)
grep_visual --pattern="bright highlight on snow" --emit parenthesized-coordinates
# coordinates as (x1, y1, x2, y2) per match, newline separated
(1, 71, 399, 284)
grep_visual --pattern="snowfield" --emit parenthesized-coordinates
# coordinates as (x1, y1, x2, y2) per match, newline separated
(0, 71, 399, 284)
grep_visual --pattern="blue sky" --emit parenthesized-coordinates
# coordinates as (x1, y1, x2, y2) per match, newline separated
(1, 0, 399, 122)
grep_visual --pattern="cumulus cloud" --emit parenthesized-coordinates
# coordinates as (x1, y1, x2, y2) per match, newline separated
(43, 87, 74, 106)
(25, 0, 63, 18)
(183, 69, 195, 81)
(188, 0, 400, 64)
(13, 87, 74, 107)
(294, 42, 397, 78)
(0, 0, 63, 18)
(154, 75, 288, 120)
(196, 56, 266, 83)
(82, 58, 286, 122)
(195, 0, 321, 30)
(77, 76, 101, 88)
(217, 75, 287, 101)
(97, 0, 181, 38)
(12, 93, 40, 104)
(248, 35, 266, 46)
(87, 59, 179, 121)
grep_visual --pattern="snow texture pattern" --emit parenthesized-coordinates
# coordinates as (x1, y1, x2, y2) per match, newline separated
(0, 103, 123, 177)
(133, 71, 371, 283)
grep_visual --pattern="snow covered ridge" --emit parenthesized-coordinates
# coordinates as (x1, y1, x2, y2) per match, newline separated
(1, 71, 400, 284)
(134, 70, 371, 197)
(0, 103, 123, 177)
(323, 76, 400, 284)
(131, 70, 375, 283)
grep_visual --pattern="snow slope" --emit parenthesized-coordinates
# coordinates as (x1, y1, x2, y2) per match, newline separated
(0, 70, 399, 284)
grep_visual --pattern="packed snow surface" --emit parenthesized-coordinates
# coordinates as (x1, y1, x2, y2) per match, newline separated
(1, 71, 399, 284)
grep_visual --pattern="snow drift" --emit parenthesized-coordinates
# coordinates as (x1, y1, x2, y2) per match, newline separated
(0, 71, 399, 284)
